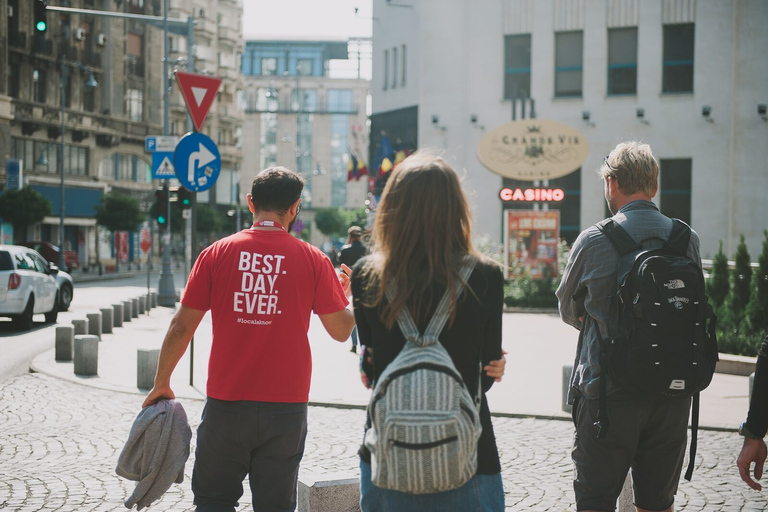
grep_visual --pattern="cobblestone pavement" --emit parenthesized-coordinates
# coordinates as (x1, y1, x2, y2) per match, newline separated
(1, 374, 767, 511)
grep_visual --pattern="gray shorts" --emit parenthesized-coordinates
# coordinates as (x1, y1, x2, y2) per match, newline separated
(571, 390, 691, 512)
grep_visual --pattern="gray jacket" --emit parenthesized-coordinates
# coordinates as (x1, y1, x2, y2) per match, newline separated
(116, 399, 192, 510)
(555, 200, 701, 403)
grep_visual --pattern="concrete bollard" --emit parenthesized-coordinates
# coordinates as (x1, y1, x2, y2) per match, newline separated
(750, 372, 755, 403)
(298, 474, 360, 512)
(100, 308, 114, 334)
(562, 364, 573, 414)
(87, 312, 102, 340)
(74, 335, 99, 376)
(137, 349, 160, 390)
(150, 292, 157, 308)
(112, 304, 123, 328)
(123, 300, 132, 322)
(146, 293, 153, 311)
(617, 473, 633, 512)
(55, 326, 75, 362)
(138, 295, 146, 315)
(131, 298, 139, 318)
(72, 318, 87, 336)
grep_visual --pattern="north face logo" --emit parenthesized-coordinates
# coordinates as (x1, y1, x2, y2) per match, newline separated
(663, 279, 686, 290)
(669, 380, 686, 390)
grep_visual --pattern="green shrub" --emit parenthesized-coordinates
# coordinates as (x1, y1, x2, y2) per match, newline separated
(707, 241, 729, 307)
(747, 229, 768, 335)
(503, 239, 568, 308)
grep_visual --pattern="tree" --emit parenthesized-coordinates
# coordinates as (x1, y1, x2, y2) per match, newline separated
(314, 207, 346, 238)
(732, 235, 753, 318)
(196, 204, 224, 236)
(747, 229, 768, 334)
(94, 191, 144, 233)
(0, 186, 52, 242)
(707, 240, 729, 308)
(340, 208, 368, 235)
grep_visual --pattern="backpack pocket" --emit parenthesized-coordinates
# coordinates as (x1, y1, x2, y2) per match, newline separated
(374, 413, 476, 494)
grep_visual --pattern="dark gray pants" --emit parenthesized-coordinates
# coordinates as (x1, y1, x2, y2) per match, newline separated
(192, 398, 308, 512)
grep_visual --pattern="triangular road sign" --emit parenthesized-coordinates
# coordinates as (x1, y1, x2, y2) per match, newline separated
(175, 71, 223, 132)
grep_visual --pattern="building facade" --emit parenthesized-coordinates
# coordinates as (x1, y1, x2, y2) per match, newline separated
(240, 39, 371, 245)
(371, 0, 768, 258)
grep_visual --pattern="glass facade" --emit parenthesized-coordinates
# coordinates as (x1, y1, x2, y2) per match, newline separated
(330, 114, 349, 207)
(259, 113, 278, 172)
(11, 137, 88, 176)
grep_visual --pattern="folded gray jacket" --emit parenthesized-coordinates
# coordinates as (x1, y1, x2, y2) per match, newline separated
(116, 399, 192, 510)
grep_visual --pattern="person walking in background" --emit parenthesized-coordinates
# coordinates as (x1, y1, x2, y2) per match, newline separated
(142, 167, 355, 512)
(351, 152, 506, 511)
(737, 332, 768, 490)
(340, 226, 367, 353)
(556, 141, 710, 512)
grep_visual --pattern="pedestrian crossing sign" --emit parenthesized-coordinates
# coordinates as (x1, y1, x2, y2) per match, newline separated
(152, 152, 176, 179)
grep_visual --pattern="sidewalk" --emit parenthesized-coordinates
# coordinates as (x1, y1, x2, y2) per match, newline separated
(31, 300, 752, 431)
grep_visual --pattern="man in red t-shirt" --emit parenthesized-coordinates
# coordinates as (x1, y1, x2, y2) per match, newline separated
(143, 167, 354, 512)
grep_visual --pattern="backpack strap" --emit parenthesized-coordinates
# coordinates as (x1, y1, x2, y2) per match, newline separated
(684, 392, 700, 481)
(385, 256, 478, 348)
(596, 218, 641, 256)
(667, 219, 692, 255)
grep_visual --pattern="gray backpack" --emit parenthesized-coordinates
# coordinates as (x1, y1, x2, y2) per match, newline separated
(363, 258, 482, 494)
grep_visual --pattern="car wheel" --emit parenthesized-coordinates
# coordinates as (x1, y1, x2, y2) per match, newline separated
(45, 293, 59, 324)
(59, 284, 72, 311)
(12, 296, 35, 331)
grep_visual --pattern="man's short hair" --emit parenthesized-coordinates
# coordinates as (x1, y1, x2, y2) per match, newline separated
(348, 226, 363, 238)
(599, 141, 659, 196)
(250, 167, 304, 214)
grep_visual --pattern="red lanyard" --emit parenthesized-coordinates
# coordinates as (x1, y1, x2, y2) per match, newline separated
(252, 220, 285, 231)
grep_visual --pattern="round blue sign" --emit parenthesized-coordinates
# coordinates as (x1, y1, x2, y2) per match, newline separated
(173, 132, 221, 192)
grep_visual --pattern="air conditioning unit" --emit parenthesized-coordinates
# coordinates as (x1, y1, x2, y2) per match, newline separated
(73, 28, 86, 41)
(96, 33, 107, 46)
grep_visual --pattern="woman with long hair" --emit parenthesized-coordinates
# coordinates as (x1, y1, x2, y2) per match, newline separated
(351, 152, 506, 511)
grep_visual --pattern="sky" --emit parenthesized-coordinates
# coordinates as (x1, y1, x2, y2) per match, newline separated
(242, 0, 373, 40)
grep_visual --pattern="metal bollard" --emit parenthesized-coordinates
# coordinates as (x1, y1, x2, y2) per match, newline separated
(74, 335, 99, 376)
(100, 308, 113, 334)
(150, 292, 157, 308)
(72, 318, 87, 336)
(138, 295, 146, 315)
(112, 303, 123, 328)
(55, 326, 74, 362)
(87, 312, 102, 340)
(123, 300, 132, 322)
(131, 298, 139, 318)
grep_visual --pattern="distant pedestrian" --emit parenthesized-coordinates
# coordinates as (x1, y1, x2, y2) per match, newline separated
(556, 141, 714, 512)
(142, 166, 355, 512)
(339, 226, 367, 353)
(737, 332, 768, 490)
(351, 152, 507, 511)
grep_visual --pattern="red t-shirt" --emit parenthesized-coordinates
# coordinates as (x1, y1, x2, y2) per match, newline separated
(181, 228, 349, 402)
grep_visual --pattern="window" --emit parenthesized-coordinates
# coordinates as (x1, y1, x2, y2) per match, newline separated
(327, 89, 353, 112)
(296, 58, 313, 76)
(504, 35, 531, 99)
(83, 78, 96, 112)
(392, 46, 398, 89)
(663, 24, 694, 93)
(401, 44, 407, 86)
(261, 57, 277, 76)
(555, 31, 583, 97)
(607, 28, 637, 95)
(330, 114, 349, 207)
(33, 69, 47, 103)
(126, 89, 143, 122)
(291, 89, 317, 112)
(118, 154, 133, 181)
(384, 50, 389, 90)
(8, 63, 19, 98)
(64, 145, 88, 176)
(659, 158, 692, 225)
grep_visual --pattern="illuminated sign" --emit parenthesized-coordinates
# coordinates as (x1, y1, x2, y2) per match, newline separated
(499, 188, 565, 202)
(477, 119, 589, 181)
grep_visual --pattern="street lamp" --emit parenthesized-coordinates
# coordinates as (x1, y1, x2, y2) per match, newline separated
(59, 52, 98, 270)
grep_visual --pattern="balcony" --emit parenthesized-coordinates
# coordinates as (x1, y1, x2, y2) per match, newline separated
(218, 144, 241, 164)
(218, 25, 239, 46)
(127, 55, 145, 78)
(197, 18, 217, 37)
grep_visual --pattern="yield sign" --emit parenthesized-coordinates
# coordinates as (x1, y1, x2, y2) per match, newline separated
(175, 71, 223, 132)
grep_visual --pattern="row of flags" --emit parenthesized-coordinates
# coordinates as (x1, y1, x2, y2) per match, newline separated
(347, 135, 412, 183)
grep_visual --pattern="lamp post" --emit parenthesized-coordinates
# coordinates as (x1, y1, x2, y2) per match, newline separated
(59, 52, 98, 270)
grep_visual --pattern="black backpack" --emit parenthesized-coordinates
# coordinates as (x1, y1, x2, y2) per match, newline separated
(591, 217, 718, 481)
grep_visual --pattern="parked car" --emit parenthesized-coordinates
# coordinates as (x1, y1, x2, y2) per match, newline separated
(0, 245, 62, 330)
(21, 241, 79, 271)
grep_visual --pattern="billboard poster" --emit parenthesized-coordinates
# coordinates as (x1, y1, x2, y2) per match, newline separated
(504, 210, 560, 280)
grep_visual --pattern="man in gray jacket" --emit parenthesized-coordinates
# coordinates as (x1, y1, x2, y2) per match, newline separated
(556, 141, 701, 512)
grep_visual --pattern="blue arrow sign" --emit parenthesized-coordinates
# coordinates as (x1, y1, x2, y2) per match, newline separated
(152, 152, 176, 179)
(173, 132, 221, 192)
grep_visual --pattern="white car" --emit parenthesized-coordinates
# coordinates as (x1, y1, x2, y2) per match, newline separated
(0, 245, 60, 330)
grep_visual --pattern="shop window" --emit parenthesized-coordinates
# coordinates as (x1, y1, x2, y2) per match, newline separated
(607, 28, 637, 95)
(504, 34, 531, 99)
(662, 24, 694, 93)
(555, 31, 583, 98)
(659, 158, 692, 225)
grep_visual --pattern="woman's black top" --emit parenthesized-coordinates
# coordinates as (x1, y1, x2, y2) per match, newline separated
(351, 256, 504, 474)
(745, 333, 768, 437)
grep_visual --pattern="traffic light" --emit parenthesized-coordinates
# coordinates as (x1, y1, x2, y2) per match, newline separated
(34, 0, 48, 33)
(155, 188, 168, 226)
(178, 187, 193, 210)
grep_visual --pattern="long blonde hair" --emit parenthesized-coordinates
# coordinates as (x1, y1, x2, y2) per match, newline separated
(361, 151, 480, 330)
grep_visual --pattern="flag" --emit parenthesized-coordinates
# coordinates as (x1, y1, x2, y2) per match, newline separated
(378, 157, 393, 178)
(347, 154, 358, 181)
(356, 157, 368, 180)
(372, 135, 395, 175)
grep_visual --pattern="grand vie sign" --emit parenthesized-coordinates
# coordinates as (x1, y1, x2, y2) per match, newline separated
(476, 120, 589, 181)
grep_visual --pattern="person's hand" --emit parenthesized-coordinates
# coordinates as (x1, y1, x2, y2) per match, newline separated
(738, 437, 768, 490)
(142, 383, 176, 408)
(339, 264, 352, 298)
(484, 350, 507, 382)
